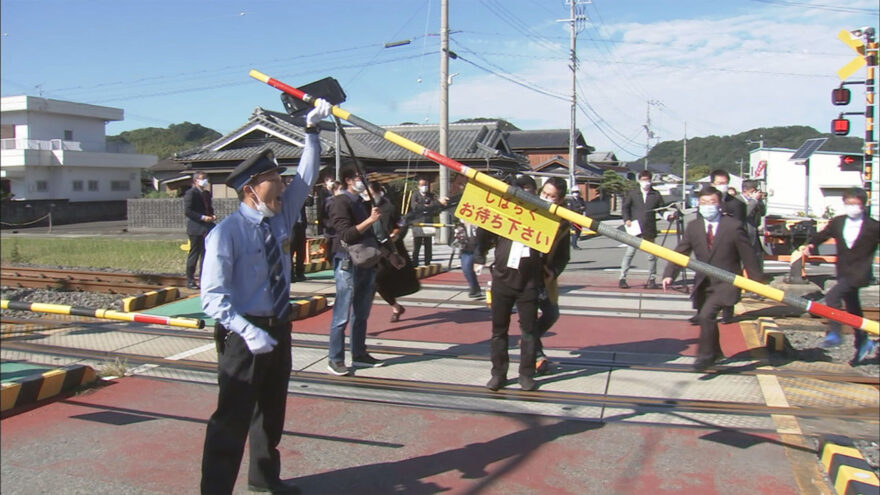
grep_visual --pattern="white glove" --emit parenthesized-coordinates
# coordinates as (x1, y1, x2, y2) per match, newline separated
(242, 326, 278, 355)
(306, 98, 332, 126)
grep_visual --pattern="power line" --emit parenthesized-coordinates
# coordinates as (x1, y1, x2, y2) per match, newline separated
(746, 0, 879, 15)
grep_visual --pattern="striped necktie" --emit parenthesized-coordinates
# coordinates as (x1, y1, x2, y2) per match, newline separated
(259, 219, 289, 320)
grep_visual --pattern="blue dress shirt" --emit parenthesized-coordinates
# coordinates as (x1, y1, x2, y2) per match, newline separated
(201, 134, 321, 338)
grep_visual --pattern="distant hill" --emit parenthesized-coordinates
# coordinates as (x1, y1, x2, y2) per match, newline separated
(108, 122, 221, 159)
(640, 125, 864, 177)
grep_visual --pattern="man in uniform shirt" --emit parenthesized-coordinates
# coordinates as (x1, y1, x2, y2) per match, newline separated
(199, 99, 331, 495)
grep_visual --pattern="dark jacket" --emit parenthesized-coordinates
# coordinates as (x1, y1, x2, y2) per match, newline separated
(744, 197, 766, 243)
(621, 187, 666, 240)
(327, 191, 374, 257)
(808, 215, 879, 288)
(315, 185, 332, 235)
(474, 230, 543, 291)
(183, 186, 214, 236)
(409, 189, 441, 237)
(721, 193, 746, 222)
(663, 216, 763, 308)
(543, 220, 571, 280)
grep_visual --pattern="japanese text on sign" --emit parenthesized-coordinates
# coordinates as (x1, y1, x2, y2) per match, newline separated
(454, 181, 560, 253)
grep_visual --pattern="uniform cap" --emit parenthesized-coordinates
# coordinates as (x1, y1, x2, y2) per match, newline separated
(225, 148, 286, 191)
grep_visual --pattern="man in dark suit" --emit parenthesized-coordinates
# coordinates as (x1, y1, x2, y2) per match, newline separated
(662, 186, 763, 370)
(741, 180, 766, 271)
(183, 170, 216, 289)
(804, 187, 879, 364)
(619, 169, 668, 289)
(710, 168, 745, 322)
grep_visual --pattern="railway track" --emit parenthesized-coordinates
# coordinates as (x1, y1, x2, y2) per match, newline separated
(0, 265, 186, 294)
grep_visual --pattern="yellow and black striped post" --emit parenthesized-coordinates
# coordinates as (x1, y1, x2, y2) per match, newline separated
(249, 69, 879, 336)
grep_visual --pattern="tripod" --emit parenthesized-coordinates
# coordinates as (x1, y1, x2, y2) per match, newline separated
(656, 203, 690, 294)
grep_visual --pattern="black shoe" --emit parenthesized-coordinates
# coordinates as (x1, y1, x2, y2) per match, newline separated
(352, 353, 385, 367)
(645, 280, 660, 290)
(687, 315, 699, 325)
(248, 479, 301, 494)
(518, 375, 537, 391)
(486, 375, 507, 391)
(327, 361, 351, 376)
(618, 279, 629, 289)
(186, 281, 199, 290)
(719, 308, 734, 324)
(536, 357, 550, 375)
(468, 289, 484, 299)
(294, 275, 308, 282)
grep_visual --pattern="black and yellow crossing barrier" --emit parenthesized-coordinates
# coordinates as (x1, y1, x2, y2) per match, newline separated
(1, 364, 98, 414)
(122, 287, 181, 312)
(1, 300, 205, 329)
(249, 69, 878, 336)
(290, 296, 328, 320)
(819, 436, 880, 495)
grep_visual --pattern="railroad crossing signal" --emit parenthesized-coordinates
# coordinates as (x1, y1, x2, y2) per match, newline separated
(832, 116, 850, 136)
(837, 29, 866, 80)
(831, 86, 851, 105)
(839, 154, 863, 171)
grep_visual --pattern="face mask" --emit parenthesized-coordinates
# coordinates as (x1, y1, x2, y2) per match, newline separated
(419, 185, 428, 194)
(699, 204, 720, 220)
(714, 183, 729, 195)
(639, 181, 651, 191)
(197, 179, 209, 188)
(249, 188, 276, 218)
(325, 180, 334, 189)
(352, 180, 366, 193)
(844, 204, 863, 219)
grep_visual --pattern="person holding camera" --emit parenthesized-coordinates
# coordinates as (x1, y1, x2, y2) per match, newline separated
(326, 165, 384, 376)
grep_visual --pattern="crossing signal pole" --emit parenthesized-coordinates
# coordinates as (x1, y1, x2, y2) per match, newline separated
(833, 27, 878, 214)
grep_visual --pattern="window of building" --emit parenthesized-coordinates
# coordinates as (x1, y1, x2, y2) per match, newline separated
(72, 180, 84, 191)
(1, 124, 14, 139)
(111, 180, 130, 191)
(88, 180, 99, 191)
(64, 130, 74, 141)
(35, 181, 48, 192)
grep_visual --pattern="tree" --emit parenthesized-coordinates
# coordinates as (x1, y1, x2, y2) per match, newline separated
(598, 170, 635, 196)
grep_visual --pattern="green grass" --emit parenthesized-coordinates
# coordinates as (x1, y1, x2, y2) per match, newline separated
(1, 237, 187, 273)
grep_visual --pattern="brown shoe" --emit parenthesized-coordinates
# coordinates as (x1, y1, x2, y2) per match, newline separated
(390, 306, 405, 322)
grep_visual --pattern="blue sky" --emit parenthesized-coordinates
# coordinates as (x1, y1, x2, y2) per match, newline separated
(2, 0, 877, 160)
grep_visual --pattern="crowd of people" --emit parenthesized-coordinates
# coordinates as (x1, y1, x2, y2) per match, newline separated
(188, 100, 877, 493)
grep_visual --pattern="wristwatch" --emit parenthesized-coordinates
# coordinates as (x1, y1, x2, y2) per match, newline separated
(305, 125, 319, 134)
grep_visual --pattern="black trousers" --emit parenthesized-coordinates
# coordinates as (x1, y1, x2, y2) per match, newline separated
(695, 288, 726, 362)
(201, 319, 292, 494)
(186, 234, 207, 283)
(291, 222, 307, 278)
(412, 236, 432, 266)
(489, 282, 538, 379)
(825, 277, 866, 350)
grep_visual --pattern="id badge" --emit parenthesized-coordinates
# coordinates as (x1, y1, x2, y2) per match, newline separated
(506, 241, 529, 269)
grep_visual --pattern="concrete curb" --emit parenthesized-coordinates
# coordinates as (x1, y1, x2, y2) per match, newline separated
(304, 260, 332, 274)
(415, 263, 444, 279)
(122, 287, 181, 312)
(291, 296, 328, 321)
(818, 436, 880, 495)
(1, 364, 98, 414)
(758, 317, 786, 352)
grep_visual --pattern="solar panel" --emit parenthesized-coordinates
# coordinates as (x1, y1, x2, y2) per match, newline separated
(789, 138, 828, 161)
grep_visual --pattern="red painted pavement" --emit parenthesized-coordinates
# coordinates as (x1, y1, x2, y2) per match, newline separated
(1, 376, 801, 494)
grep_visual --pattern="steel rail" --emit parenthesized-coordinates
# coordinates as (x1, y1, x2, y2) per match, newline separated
(2, 339, 875, 421)
(248, 69, 879, 336)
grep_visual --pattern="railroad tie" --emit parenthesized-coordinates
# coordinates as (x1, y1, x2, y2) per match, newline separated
(1, 365, 98, 414)
(818, 435, 880, 495)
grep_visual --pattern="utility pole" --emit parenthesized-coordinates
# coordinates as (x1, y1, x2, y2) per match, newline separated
(682, 122, 688, 204)
(558, 1, 588, 195)
(643, 99, 660, 171)
(438, 0, 450, 243)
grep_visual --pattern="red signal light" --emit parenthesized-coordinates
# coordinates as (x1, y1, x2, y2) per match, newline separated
(832, 118, 850, 136)
(832, 87, 851, 105)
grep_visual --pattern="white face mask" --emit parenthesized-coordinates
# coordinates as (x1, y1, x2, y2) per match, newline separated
(249, 188, 276, 218)
(699, 204, 720, 220)
(352, 180, 366, 193)
(844, 204, 864, 219)
(714, 183, 729, 195)
(419, 185, 428, 194)
(197, 178, 209, 189)
(639, 180, 651, 191)
(325, 180, 334, 189)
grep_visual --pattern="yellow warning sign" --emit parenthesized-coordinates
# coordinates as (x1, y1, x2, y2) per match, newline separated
(454, 181, 560, 253)
(837, 29, 866, 80)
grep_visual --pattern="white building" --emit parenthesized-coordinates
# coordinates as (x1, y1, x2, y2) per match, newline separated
(749, 147, 879, 219)
(1, 96, 156, 201)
